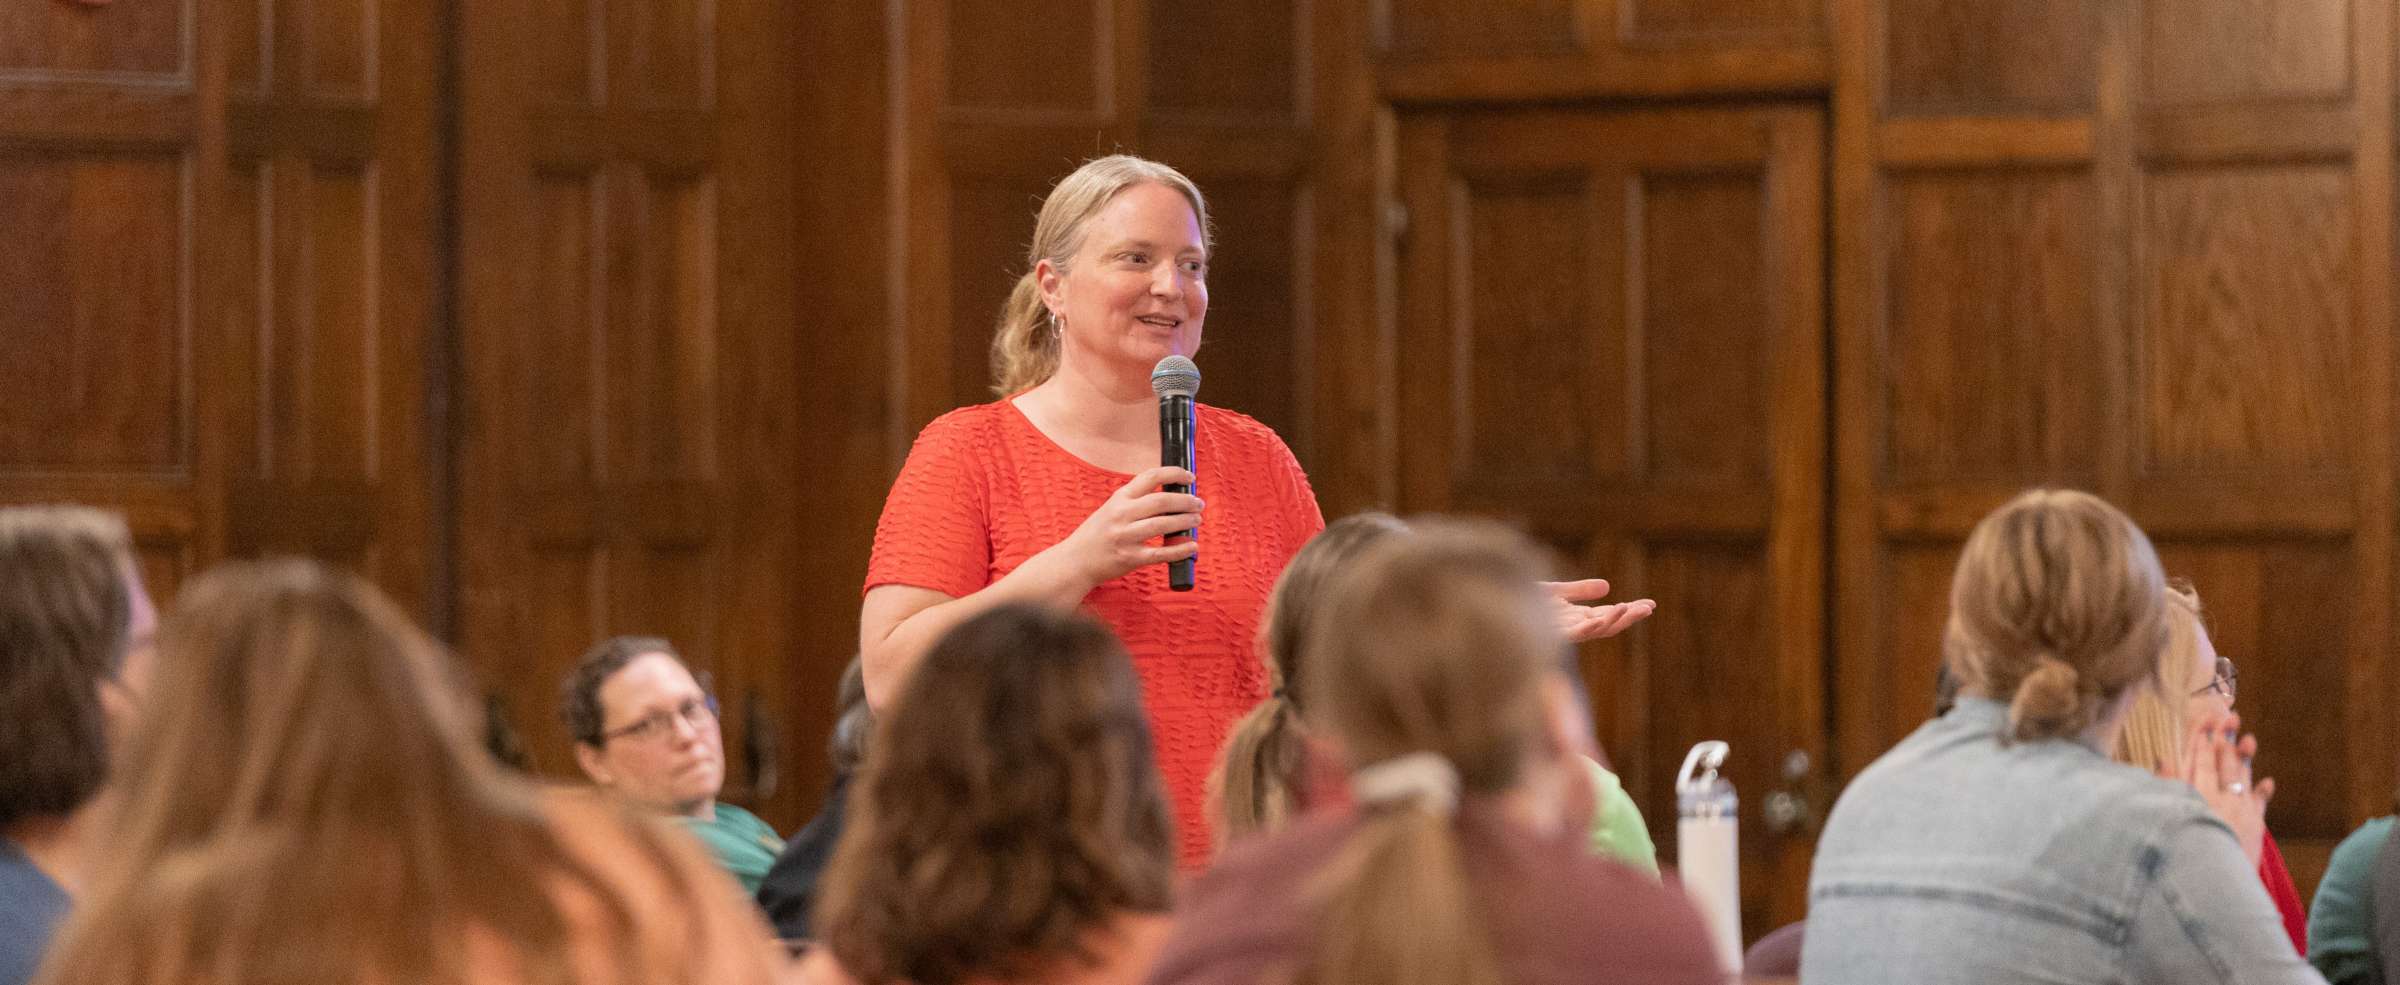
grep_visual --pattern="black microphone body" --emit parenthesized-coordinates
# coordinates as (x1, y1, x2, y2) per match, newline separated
(1151, 355, 1201, 592)
(1159, 392, 1196, 591)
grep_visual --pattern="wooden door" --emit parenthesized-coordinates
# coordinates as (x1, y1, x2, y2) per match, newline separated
(1832, 0, 2395, 899)
(455, 0, 813, 817)
(0, 0, 230, 601)
(1395, 103, 1827, 933)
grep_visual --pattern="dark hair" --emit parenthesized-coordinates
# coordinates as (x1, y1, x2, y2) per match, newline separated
(817, 604, 1174, 985)
(0, 506, 136, 827)
(560, 636, 680, 746)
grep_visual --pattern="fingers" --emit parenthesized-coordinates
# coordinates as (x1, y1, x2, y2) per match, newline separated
(2254, 776, 2276, 807)
(1126, 513, 1202, 543)
(1120, 466, 1198, 496)
(1125, 490, 1206, 519)
(1146, 540, 1200, 564)
(1542, 578, 1613, 603)
(1560, 599, 1658, 643)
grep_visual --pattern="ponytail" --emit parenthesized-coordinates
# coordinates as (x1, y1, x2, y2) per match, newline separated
(990, 273, 1060, 397)
(1209, 696, 1306, 848)
(2007, 654, 2094, 743)
(1294, 806, 1503, 985)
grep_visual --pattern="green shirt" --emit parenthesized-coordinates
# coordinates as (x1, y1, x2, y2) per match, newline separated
(1585, 758, 1659, 877)
(678, 802, 783, 894)
(2310, 815, 2394, 985)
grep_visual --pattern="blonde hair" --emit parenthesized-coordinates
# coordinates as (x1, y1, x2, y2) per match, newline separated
(36, 560, 733, 985)
(1942, 489, 2170, 744)
(1208, 512, 1409, 847)
(990, 155, 1212, 396)
(1291, 519, 1561, 985)
(2115, 583, 2206, 773)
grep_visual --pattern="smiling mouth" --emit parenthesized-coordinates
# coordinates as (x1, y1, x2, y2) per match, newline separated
(1136, 315, 1181, 330)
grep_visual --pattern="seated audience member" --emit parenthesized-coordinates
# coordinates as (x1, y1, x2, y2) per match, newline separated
(32, 560, 785, 985)
(757, 655, 873, 942)
(562, 636, 783, 893)
(1150, 521, 1721, 985)
(1209, 512, 1658, 874)
(2113, 583, 2305, 950)
(0, 507, 154, 985)
(804, 605, 1174, 985)
(1804, 489, 2321, 985)
(2308, 811, 2395, 984)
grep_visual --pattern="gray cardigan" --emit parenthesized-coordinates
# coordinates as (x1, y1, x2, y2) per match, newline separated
(1802, 697, 2324, 985)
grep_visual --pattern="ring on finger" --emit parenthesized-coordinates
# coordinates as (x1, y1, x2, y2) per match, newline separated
(2226, 780, 2249, 796)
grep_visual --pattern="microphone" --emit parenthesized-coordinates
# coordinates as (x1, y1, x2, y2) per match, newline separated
(1151, 355, 1200, 592)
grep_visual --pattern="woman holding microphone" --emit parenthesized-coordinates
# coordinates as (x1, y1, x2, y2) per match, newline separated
(861, 155, 1651, 865)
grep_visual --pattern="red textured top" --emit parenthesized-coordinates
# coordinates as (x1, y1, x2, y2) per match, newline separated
(866, 399, 1324, 867)
(2260, 828, 2308, 953)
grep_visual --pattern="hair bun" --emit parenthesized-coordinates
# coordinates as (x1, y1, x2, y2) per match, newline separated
(2007, 653, 2089, 742)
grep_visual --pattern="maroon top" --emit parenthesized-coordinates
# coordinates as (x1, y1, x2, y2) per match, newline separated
(1146, 805, 1724, 985)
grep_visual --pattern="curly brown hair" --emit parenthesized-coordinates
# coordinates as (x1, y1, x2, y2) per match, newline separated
(815, 603, 1173, 985)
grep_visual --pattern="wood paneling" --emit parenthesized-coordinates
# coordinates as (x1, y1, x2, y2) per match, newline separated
(458, 0, 803, 818)
(1882, 171, 2101, 479)
(1397, 103, 1825, 931)
(1837, 0, 2394, 906)
(1883, 0, 2094, 115)
(0, 0, 188, 79)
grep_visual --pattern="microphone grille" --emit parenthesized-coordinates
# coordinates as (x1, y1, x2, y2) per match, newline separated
(1150, 355, 1201, 399)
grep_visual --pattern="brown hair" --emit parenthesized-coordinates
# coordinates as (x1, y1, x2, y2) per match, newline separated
(990, 155, 1212, 395)
(35, 560, 732, 985)
(2114, 583, 2206, 773)
(1209, 512, 1409, 846)
(816, 603, 1174, 985)
(1942, 489, 2170, 744)
(560, 635, 682, 746)
(1291, 519, 1563, 985)
(0, 505, 135, 828)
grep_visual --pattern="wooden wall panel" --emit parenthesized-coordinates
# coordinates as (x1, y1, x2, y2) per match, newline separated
(1837, 0, 2392, 904)
(2143, 0, 2348, 105)
(1626, 0, 1819, 40)
(1147, 0, 1299, 118)
(0, 156, 188, 472)
(1882, 172, 2100, 480)
(460, 0, 801, 816)
(2139, 167, 2352, 473)
(1883, 0, 2094, 114)
(948, 0, 1111, 114)
(0, 0, 186, 78)
(0, 0, 221, 610)
(1398, 104, 1825, 930)
(217, 0, 439, 615)
(1372, 0, 1827, 103)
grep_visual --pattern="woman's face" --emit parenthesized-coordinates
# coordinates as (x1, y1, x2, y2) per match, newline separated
(2182, 620, 2231, 724)
(1039, 182, 1209, 379)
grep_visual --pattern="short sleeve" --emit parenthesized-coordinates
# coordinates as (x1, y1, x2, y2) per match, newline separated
(1262, 428, 1324, 553)
(864, 411, 995, 600)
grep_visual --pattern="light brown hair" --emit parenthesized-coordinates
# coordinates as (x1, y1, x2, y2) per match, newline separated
(2114, 583, 2206, 773)
(1209, 511, 1409, 846)
(34, 560, 734, 985)
(1942, 489, 2170, 744)
(816, 603, 1174, 985)
(0, 505, 134, 828)
(1291, 519, 1563, 985)
(990, 155, 1212, 395)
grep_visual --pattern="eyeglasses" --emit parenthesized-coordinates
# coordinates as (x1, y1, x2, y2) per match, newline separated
(600, 695, 719, 745)
(2191, 657, 2237, 704)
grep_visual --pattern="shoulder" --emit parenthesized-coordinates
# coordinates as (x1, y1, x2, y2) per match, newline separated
(2333, 816, 2397, 866)
(1195, 405, 1301, 463)
(715, 803, 780, 838)
(908, 402, 1012, 453)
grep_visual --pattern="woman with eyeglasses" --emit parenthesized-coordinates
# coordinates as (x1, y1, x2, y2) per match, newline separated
(32, 561, 789, 985)
(2112, 584, 2304, 951)
(563, 636, 783, 894)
